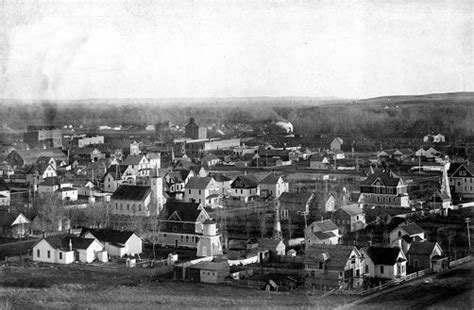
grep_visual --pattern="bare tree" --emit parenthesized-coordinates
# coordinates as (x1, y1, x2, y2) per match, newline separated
(33, 193, 66, 233)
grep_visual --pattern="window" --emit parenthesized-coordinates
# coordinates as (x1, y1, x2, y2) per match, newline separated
(380, 266, 384, 274)
(319, 262, 323, 269)
(365, 265, 369, 273)
(198, 190, 201, 195)
(37, 249, 40, 257)
(47, 251, 51, 259)
(189, 189, 191, 194)
(59, 252, 63, 260)
(173, 226, 177, 232)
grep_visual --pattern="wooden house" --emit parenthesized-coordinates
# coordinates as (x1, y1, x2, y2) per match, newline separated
(361, 246, 407, 280)
(80, 228, 142, 257)
(305, 244, 364, 291)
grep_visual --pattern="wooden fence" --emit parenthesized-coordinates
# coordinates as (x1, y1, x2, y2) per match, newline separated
(449, 255, 472, 268)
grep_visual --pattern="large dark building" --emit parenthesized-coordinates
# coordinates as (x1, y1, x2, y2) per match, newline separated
(24, 126, 62, 149)
(185, 118, 207, 140)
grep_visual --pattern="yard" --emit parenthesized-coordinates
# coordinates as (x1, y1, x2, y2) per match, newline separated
(351, 260, 474, 309)
(0, 262, 354, 309)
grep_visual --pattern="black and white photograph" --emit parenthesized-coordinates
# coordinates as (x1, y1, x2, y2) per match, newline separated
(0, 0, 473, 309)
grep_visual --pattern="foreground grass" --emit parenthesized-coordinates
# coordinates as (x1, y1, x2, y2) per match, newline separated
(0, 265, 352, 310)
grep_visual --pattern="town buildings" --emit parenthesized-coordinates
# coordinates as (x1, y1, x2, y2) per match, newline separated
(359, 170, 410, 208)
(24, 126, 63, 149)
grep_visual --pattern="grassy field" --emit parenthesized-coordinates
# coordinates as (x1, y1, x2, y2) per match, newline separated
(0, 264, 354, 309)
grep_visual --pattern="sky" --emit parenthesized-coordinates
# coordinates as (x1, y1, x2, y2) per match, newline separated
(1, 0, 473, 100)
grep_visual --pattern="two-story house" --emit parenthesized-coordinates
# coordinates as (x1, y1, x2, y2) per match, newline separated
(278, 191, 314, 222)
(229, 175, 260, 202)
(305, 244, 364, 291)
(163, 169, 195, 200)
(360, 170, 410, 208)
(102, 164, 136, 193)
(389, 222, 425, 251)
(259, 173, 289, 199)
(156, 201, 211, 248)
(448, 163, 474, 199)
(332, 204, 366, 234)
(122, 154, 150, 177)
(184, 176, 221, 208)
(361, 246, 407, 280)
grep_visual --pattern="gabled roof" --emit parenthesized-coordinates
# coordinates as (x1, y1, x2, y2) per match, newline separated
(208, 173, 232, 182)
(338, 204, 364, 216)
(80, 228, 137, 244)
(407, 241, 440, 256)
(257, 238, 284, 250)
(122, 154, 147, 166)
(310, 219, 339, 232)
(0, 211, 30, 227)
(363, 246, 405, 265)
(361, 171, 403, 187)
(313, 231, 336, 240)
(111, 185, 151, 201)
(184, 177, 214, 190)
(305, 244, 358, 270)
(259, 173, 287, 185)
(160, 201, 205, 222)
(104, 165, 131, 180)
(231, 175, 259, 189)
(279, 192, 314, 205)
(8, 149, 68, 166)
(40, 235, 98, 251)
(400, 223, 424, 236)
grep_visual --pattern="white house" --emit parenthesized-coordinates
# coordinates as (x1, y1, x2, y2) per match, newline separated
(122, 154, 150, 177)
(362, 246, 407, 279)
(305, 219, 341, 245)
(389, 223, 425, 246)
(184, 176, 221, 208)
(32, 236, 75, 264)
(230, 175, 260, 202)
(259, 173, 289, 199)
(81, 228, 142, 257)
(102, 164, 136, 193)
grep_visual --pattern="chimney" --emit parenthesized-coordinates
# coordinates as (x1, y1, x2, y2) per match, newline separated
(69, 239, 72, 251)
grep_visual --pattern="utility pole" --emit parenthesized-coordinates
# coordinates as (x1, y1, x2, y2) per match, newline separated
(466, 218, 471, 252)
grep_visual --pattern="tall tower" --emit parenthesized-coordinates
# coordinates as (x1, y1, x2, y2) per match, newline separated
(272, 200, 282, 240)
(149, 166, 165, 216)
(441, 158, 451, 199)
(197, 219, 223, 257)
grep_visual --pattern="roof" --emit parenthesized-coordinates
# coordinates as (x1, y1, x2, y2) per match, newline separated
(41, 235, 97, 251)
(257, 238, 284, 250)
(305, 244, 357, 270)
(400, 223, 424, 236)
(184, 177, 214, 190)
(190, 260, 229, 271)
(407, 241, 439, 255)
(231, 175, 259, 188)
(208, 173, 232, 182)
(313, 231, 336, 240)
(160, 200, 203, 222)
(339, 204, 364, 216)
(80, 228, 137, 244)
(111, 185, 151, 201)
(0, 211, 30, 226)
(8, 149, 68, 166)
(361, 171, 403, 187)
(310, 219, 339, 232)
(279, 192, 314, 205)
(122, 155, 146, 166)
(364, 246, 404, 265)
(105, 165, 131, 180)
(259, 173, 287, 185)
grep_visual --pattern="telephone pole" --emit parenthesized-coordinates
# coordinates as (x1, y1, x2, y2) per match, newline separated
(466, 218, 471, 252)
